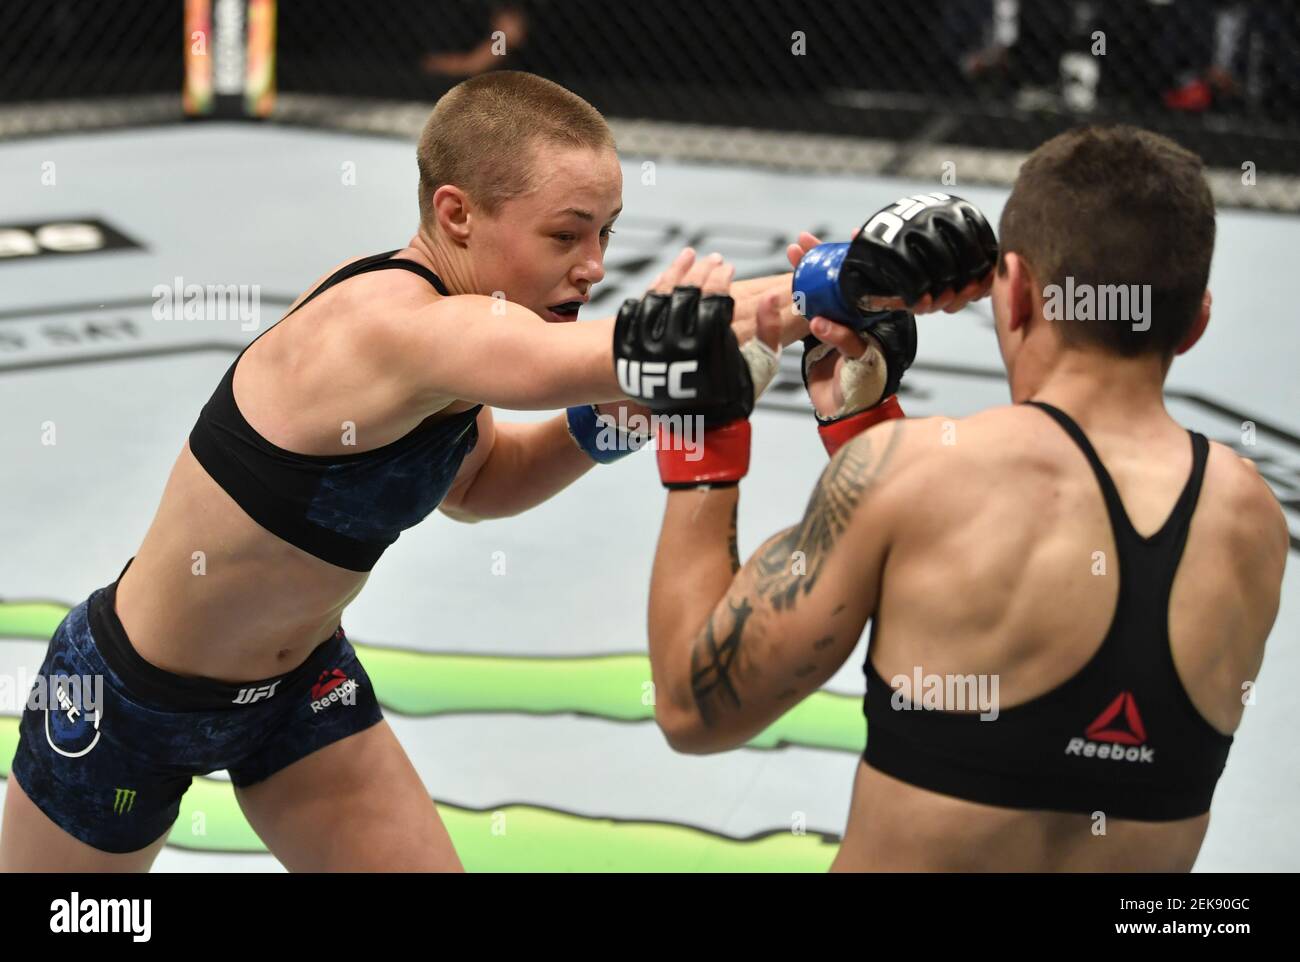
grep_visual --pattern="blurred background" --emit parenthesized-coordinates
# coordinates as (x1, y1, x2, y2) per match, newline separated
(1, 1, 1297, 872)
(4, 0, 1300, 209)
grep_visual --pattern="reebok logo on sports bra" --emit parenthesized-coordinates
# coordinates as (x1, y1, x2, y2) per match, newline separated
(1064, 691, 1155, 764)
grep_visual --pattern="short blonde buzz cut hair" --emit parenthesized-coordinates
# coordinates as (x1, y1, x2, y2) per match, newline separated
(417, 71, 616, 230)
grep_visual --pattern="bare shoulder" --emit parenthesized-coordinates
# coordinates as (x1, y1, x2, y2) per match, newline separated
(829, 409, 1006, 506)
(282, 253, 373, 316)
(337, 267, 461, 350)
(287, 253, 446, 338)
(291, 258, 463, 408)
(1203, 439, 1290, 568)
(860, 405, 1042, 480)
(374, 292, 497, 385)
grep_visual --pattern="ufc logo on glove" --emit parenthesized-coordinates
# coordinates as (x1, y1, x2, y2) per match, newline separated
(616, 358, 699, 400)
(863, 193, 953, 245)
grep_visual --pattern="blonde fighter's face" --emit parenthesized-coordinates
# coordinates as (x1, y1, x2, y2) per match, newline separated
(470, 144, 623, 323)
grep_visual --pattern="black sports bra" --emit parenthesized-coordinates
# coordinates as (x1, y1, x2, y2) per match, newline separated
(188, 251, 481, 571)
(863, 401, 1232, 821)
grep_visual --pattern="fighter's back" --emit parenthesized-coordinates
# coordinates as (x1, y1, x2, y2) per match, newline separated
(835, 401, 1286, 871)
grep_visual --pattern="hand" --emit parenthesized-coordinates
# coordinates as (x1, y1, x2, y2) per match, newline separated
(802, 318, 878, 418)
(731, 277, 810, 348)
(787, 213, 994, 316)
(792, 233, 917, 414)
(865, 273, 992, 316)
(614, 252, 779, 487)
(789, 235, 866, 415)
(849, 194, 998, 311)
(798, 305, 914, 459)
(659, 249, 809, 349)
(613, 254, 781, 421)
(785, 230, 823, 271)
(647, 246, 731, 297)
(614, 250, 746, 422)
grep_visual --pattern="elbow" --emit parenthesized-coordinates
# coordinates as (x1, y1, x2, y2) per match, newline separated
(438, 494, 488, 524)
(439, 504, 483, 524)
(440, 496, 527, 524)
(439, 474, 521, 523)
(654, 701, 715, 755)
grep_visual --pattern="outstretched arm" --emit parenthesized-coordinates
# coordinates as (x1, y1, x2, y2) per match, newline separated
(389, 249, 795, 413)
(389, 296, 625, 412)
(437, 252, 731, 520)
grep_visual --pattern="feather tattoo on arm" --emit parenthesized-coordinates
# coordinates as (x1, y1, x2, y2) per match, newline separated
(688, 425, 903, 725)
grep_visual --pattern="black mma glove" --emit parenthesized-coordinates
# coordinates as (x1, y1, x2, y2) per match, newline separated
(613, 286, 779, 486)
(845, 192, 999, 308)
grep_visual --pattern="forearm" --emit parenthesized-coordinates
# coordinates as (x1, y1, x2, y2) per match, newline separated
(648, 486, 741, 720)
(450, 415, 597, 519)
(495, 313, 626, 410)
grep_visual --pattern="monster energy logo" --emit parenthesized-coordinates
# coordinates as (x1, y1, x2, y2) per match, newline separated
(113, 788, 136, 814)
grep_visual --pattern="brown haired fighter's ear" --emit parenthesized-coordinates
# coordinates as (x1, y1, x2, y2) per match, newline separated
(1003, 252, 1035, 336)
(1175, 289, 1212, 356)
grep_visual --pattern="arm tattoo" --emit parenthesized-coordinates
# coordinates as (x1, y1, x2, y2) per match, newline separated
(754, 426, 902, 611)
(688, 429, 898, 728)
(690, 596, 754, 727)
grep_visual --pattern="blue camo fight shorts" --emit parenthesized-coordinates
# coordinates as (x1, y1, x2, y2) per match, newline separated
(9, 570, 383, 854)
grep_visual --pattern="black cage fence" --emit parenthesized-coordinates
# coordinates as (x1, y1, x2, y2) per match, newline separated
(2, 0, 1298, 209)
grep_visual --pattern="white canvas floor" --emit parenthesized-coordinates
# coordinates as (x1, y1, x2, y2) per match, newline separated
(0, 124, 1296, 870)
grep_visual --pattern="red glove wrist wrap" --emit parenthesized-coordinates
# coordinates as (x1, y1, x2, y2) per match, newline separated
(656, 419, 752, 486)
(817, 395, 905, 457)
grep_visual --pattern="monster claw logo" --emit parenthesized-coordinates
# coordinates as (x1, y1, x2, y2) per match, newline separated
(113, 788, 136, 815)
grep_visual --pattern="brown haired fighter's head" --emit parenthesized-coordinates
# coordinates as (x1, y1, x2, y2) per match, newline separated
(416, 71, 621, 323)
(992, 125, 1216, 395)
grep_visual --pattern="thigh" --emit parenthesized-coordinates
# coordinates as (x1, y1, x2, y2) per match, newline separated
(233, 720, 463, 872)
(1, 776, 168, 873)
(5, 595, 194, 867)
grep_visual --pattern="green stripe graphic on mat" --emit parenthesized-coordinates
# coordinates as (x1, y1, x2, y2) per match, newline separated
(0, 597, 854, 868)
(0, 599, 865, 753)
(0, 716, 838, 870)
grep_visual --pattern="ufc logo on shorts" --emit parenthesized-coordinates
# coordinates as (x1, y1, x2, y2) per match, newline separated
(616, 358, 698, 400)
(232, 680, 281, 705)
(864, 193, 951, 244)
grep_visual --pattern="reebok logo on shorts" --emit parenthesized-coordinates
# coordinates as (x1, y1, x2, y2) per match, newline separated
(1064, 691, 1155, 763)
(310, 668, 358, 714)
